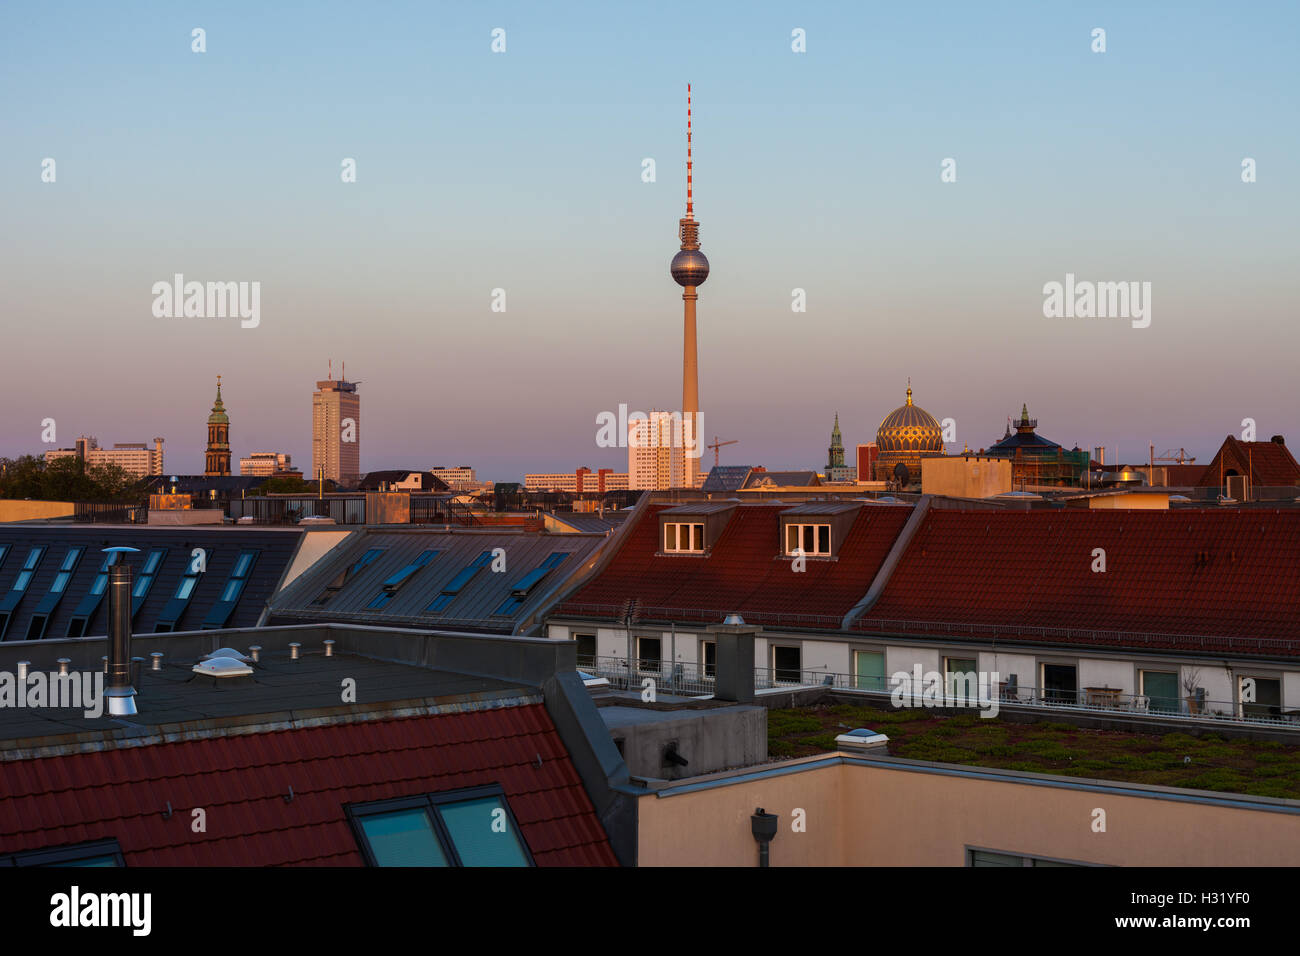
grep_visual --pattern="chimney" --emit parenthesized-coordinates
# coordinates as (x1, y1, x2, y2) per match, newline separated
(707, 616, 761, 703)
(105, 561, 138, 715)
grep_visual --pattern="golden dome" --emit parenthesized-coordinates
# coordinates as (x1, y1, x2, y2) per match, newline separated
(876, 385, 944, 454)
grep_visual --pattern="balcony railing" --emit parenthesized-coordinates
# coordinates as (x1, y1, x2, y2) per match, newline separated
(576, 658, 1300, 729)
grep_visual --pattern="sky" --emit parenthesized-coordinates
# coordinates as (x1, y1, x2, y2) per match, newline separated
(2, 1, 1297, 480)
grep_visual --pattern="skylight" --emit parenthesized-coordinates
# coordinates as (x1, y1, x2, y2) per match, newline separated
(364, 549, 439, 610)
(425, 551, 494, 613)
(493, 552, 569, 616)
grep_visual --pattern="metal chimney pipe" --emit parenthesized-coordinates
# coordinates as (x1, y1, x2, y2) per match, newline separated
(150, 651, 164, 671)
(105, 562, 138, 716)
(249, 645, 261, 663)
(56, 658, 70, 676)
(16, 661, 29, 681)
(289, 642, 301, 660)
(323, 639, 335, 657)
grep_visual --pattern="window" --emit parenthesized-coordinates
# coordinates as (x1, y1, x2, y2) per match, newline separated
(944, 656, 979, 705)
(365, 550, 439, 610)
(772, 645, 802, 683)
(1240, 675, 1281, 719)
(130, 548, 168, 617)
(66, 551, 121, 637)
(1041, 663, 1077, 704)
(663, 522, 704, 553)
(854, 650, 886, 691)
(426, 551, 493, 613)
(968, 849, 1085, 867)
(493, 552, 569, 616)
(637, 636, 662, 673)
(347, 786, 532, 867)
(26, 547, 85, 639)
(312, 547, 385, 605)
(202, 549, 260, 628)
(0, 547, 47, 639)
(701, 640, 716, 679)
(784, 523, 831, 557)
(574, 633, 596, 669)
(1140, 670, 1179, 714)
(0, 839, 124, 867)
(154, 549, 207, 632)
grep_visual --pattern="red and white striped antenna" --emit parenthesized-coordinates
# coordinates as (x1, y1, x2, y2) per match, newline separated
(686, 83, 694, 219)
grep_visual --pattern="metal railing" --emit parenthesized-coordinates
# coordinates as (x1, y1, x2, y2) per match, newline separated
(582, 655, 716, 696)
(766, 670, 1300, 728)
(553, 604, 1300, 656)
(575, 658, 1300, 729)
(72, 501, 148, 524)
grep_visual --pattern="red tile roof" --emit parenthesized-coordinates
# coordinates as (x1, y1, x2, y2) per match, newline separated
(557, 503, 910, 627)
(0, 703, 618, 867)
(1197, 437, 1300, 488)
(854, 509, 1300, 655)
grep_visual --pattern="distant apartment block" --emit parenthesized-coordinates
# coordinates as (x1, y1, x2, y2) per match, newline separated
(312, 375, 360, 488)
(628, 411, 693, 490)
(239, 452, 293, 477)
(524, 468, 629, 493)
(44, 436, 164, 478)
(429, 466, 481, 490)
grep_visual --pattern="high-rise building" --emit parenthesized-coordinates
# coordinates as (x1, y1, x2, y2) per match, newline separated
(312, 366, 360, 488)
(44, 436, 165, 478)
(628, 410, 692, 490)
(669, 84, 709, 489)
(239, 452, 293, 476)
(857, 443, 879, 483)
(204, 376, 231, 476)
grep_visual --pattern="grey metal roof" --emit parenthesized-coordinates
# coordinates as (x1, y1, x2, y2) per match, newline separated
(701, 465, 752, 492)
(0, 526, 302, 640)
(778, 502, 863, 516)
(659, 502, 740, 516)
(742, 471, 821, 488)
(269, 528, 610, 632)
(549, 513, 622, 533)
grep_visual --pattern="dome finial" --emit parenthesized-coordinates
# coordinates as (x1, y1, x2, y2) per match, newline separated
(906, 379, 913, 406)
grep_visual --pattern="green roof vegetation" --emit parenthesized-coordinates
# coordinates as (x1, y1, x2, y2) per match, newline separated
(769, 704, 1300, 800)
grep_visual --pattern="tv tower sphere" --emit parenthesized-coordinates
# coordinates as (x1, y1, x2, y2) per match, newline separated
(671, 248, 710, 287)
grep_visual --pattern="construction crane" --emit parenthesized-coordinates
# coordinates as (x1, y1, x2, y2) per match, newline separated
(707, 436, 738, 468)
(1155, 448, 1196, 464)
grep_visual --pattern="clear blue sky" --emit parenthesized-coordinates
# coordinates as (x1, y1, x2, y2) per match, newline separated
(2, 1, 1297, 478)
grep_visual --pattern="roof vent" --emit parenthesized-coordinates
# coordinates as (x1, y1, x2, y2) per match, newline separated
(323, 639, 335, 657)
(723, 613, 746, 626)
(289, 642, 302, 660)
(249, 645, 262, 662)
(192, 657, 255, 678)
(150, 651, 164, 671)
(16, 661, 30, 680)
(201, 647, 254, 663)
(834, 728, 890, 753)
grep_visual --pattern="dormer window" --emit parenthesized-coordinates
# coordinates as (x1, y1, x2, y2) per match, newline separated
(778, 502, 861, 559)
(785, 523, 831, 557)
(657, 502, 737, 555)
(664, 522, 704, 553)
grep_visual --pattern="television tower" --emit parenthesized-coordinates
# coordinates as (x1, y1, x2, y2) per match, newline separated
(670, 84, 710, 488)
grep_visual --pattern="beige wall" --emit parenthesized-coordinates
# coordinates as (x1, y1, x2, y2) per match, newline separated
(922, 457, 1012, 498)
(638, 757, 1300, 866)
(0, 500, 76, 522)
(1089, 492, 1169, 509)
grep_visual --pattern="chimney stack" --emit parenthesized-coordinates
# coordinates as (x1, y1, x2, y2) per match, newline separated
(708, 616, 761, 703)
(104, 557, 138, 716)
